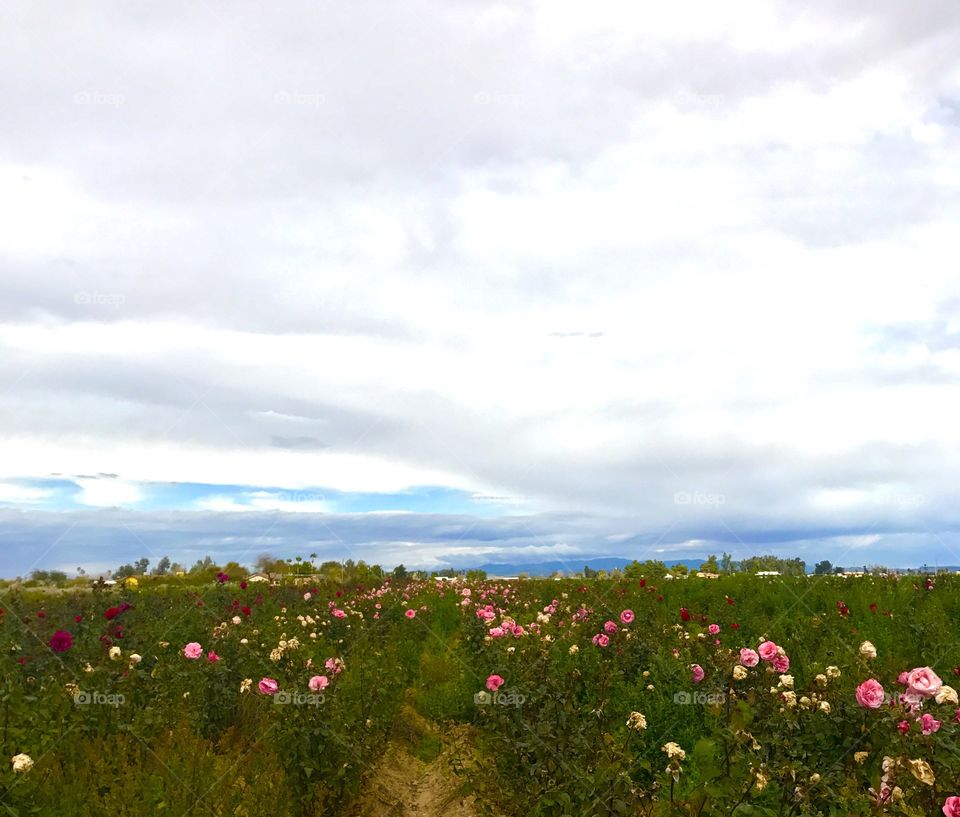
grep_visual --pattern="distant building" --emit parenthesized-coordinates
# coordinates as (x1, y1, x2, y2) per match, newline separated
(755, 571, 781, 577)
(246, 573, 271, 583)
(696, 572, 719, 579)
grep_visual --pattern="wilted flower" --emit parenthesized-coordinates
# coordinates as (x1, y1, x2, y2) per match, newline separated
(907, 758, 935, 786)
(733, 665, 748, 680)
(240, 678, 252, 693)
(626, 711, 647, 730)
(859, 640, 877, 659)
(108, 646, 121, 661)
(936, 686, 959, 706)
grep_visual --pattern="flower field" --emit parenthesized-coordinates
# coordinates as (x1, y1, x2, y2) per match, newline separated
(4, 572, 960, 816)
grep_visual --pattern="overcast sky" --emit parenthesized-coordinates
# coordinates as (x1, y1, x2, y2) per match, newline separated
(1, 1, 959, 576)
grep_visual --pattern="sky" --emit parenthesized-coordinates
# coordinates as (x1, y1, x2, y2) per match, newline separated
(1, 1, 960, 577)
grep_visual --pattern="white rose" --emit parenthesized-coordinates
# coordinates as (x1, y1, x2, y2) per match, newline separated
(936, 685, 959, 705)
(11, 753, 33, 773)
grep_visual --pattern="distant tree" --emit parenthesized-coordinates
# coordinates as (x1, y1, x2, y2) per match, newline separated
(154, 556, 171, 576)
(814, 560, 833, 575)
(720, 552, 734, 574)
(113, 563, 137, 579)
(134, 557, 150, 574)
(256, 554, 288, 579)
(583, 565, 597, 579)
(222, 561, 249, 579)
(834, 566, 845, 575)
(672, 563, 689, 576)
(466, 569, 487, 581)
(392, 564, 408, 580)
(30, 569, 67, 585)
(624, 560, 668, 580)
(700, 555, 720, 573)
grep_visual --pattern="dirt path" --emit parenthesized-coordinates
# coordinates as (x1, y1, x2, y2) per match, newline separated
(348, 708, 478, 817)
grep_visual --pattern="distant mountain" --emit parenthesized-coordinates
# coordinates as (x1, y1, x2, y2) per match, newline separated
(475, 557, 707, 577)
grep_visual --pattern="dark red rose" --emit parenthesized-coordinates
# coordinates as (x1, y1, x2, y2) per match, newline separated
(639, 579, 646, 587)
(239, 581, 247, 590)
(74, 614, 83, 623)
(680, 607, 691, 622)
(241, 605, 251, 617)
(49, 630, 73, 653)
(104, 607, 120, 620)
(37, 610, 45, 618)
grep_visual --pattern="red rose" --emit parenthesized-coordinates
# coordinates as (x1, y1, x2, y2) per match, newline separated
(49, 630, 73, 653)
(104, 607, 120, 620)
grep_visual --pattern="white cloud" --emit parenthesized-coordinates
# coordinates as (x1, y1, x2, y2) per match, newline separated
(74, 478, 142, 507)
(0, 0, 958, 571)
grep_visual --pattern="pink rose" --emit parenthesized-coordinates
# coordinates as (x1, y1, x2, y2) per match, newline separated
(620, 609, 634, 625)
(206, 650, 220, 662)
(597, 634, 610, 647)
(183, 642, 203, 660)
(603, 620, 618, 634)
(258, 677, 279, 695)
(691, 664, 705, 684)
(486, 674, 505, 691)
(906, 667, 943, 698)
(772, 655, 790, 673)
(855, 678, 885, 708)
(757, 641, 779, 662)
(899, 692, 923, 713)
(708, 624, 720, 635)
(898, 671, 909, 685)
(308, 675, 329, 692)
(740, 648, 760, 668)
(897, 720, 910, 734)
(405, 609, 416, 619)
(922, 713, 942, 735)
(944, 796, 960, 817)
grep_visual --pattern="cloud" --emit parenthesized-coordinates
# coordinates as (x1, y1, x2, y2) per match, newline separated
(73, 477, 142, 508)
(0, 1, 958, 572)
